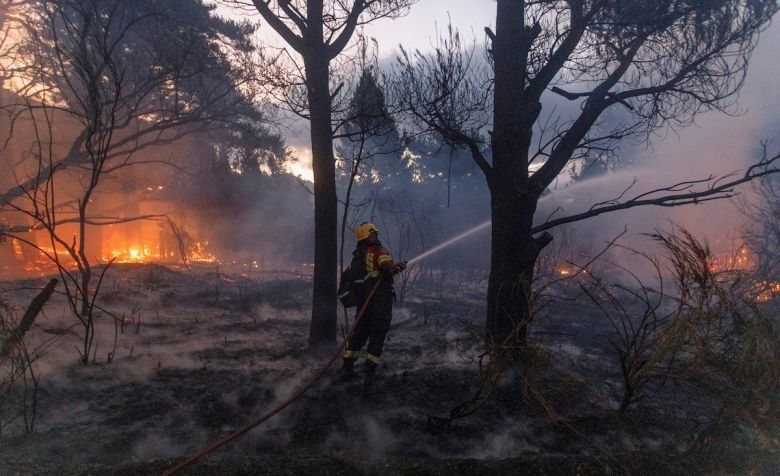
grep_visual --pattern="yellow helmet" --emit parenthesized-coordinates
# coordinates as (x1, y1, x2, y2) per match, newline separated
(355, 222, 378, 242)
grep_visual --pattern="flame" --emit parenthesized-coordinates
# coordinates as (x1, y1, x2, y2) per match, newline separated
(755, 281, 780, 303)
(708, 247, 756, 273)
(189, 241, 217, 263)
(558, 267, 573, 276)
(11, 238, 23, 257)
(109, 246, 154, 263)
(105, 241, 216, 264)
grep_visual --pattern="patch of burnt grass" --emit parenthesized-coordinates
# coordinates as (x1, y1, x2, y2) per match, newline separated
(194, 346, 259, 362)
(98, 382, 179, 425)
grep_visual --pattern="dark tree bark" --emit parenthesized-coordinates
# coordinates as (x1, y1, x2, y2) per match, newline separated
(305, 49, 340, 348)
(486, 1, 534, 343)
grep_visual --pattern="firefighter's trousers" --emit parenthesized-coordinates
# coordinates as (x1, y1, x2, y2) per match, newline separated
(345, 285, 393, 364)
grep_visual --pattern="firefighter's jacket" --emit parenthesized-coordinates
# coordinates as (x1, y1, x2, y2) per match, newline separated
(355, 240, 396, 296)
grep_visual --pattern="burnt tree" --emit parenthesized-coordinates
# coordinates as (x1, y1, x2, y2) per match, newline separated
(395, 0, 779, 345)
(236, 0, 414, 349)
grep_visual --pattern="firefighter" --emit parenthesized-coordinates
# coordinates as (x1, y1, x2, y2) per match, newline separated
(341, 222, 406, 390)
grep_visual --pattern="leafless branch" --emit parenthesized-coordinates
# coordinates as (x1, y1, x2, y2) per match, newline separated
(533, 153, 780, 234)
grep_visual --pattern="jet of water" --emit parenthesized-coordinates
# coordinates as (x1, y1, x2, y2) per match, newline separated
(406, 220, 491, 266)
(404, 174, 638, 266)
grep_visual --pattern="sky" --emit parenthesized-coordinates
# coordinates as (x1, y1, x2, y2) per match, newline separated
(217, 1, 496, 181)
(221, 0, 495, 55)
(216, 1, 780, 187)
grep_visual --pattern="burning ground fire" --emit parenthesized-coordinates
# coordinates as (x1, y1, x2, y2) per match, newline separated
(755, 281, 780, 303)
(707, 247, 753, 273)
(540, 246, 780, 303)
(106, 240, 216, 264)
(706, 248, 780, 301)
(2, 226, 778, 302)
(3, 234, 218, 278)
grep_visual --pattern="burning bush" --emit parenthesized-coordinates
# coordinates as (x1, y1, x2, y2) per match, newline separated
(575, 228, 778, 452)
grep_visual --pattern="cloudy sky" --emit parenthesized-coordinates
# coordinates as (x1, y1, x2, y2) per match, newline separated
(217, 1, 497, 180)
(217, 1, 780, 183)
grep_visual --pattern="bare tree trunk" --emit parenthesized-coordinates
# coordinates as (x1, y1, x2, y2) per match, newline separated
(248, 0, 414, 350)
(486, 186, 538, 344)
(485, 1, 539, 346)
(306, 52, 338, 349)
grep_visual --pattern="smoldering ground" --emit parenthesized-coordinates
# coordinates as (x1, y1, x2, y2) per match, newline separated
(2, 145, 777, 474)
(3, 258, 772, 475)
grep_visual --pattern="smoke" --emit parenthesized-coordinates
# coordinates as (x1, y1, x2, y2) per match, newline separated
(253, 303, 308, 323)
(321, 415, 399, 462)
(362, 18, 780, 278)
(532, 22, 780, 266)
(391, 306, 412, 324)
(132, 433, 195, 460)
(466, 425, 541, 459)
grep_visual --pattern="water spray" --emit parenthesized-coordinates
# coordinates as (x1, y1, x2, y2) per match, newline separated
(404, 178, 632, 265)
(406, 220, 491, 266)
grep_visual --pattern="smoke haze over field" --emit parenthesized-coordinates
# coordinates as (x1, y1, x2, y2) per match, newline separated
(217, 3, 780, 267)
(2, 3, 777, 277)
(538, 21, 780, 258)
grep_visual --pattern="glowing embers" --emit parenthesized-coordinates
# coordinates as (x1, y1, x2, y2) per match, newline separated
(10, 238, 24, 257)
(755, 280, 780, 303)
(557, 266, 574, 277)
(189, 241, 217, 263)
(22, 259, 58, 276)
(109, 245, 155, 263)
(19, 245, 75, 276)
(708, 247, 755, 273)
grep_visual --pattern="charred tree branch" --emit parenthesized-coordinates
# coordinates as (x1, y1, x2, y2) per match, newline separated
(1, 279, 58, 358)
(533, 154, 780, 234)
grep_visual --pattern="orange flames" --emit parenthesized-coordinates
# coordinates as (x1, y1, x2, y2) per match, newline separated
(557, 266, 575, 277)
(11, 238, 24, 257)
(755, 281, 780, 303)
(706, 248, 779, 302)
(107, 245, 176, 263)
(106, 240, 216, 264)
(4, 235, 219, 278)
(708, 248, 753, 273)
(188, 241, 217, 263)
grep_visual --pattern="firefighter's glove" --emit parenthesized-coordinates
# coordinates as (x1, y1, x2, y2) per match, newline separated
(393, 261, 408, 273)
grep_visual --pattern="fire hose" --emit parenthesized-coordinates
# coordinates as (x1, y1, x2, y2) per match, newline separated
(162, 279, 383, 475)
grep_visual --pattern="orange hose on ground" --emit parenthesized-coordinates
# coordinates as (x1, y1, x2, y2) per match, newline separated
(163, 279, 383, 475)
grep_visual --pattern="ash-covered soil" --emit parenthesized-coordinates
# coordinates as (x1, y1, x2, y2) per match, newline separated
(0, 264, 775, 475)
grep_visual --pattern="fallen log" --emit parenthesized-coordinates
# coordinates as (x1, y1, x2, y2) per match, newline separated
(1, 278, 58, 357)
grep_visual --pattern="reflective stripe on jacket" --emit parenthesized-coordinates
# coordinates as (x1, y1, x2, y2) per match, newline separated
(364, 244, 394, 278)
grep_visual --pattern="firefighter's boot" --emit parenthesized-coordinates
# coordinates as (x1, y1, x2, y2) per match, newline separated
(362, 360, 378, 393)
(339, 357, 358, 382)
